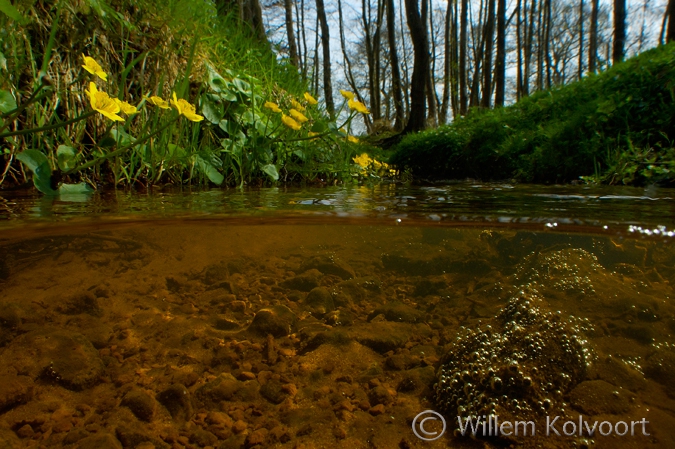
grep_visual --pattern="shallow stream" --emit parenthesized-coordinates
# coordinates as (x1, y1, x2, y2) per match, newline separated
(0, 183, 674, 449)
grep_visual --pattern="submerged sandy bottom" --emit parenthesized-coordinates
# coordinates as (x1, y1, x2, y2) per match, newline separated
(0, 220, 674, 449)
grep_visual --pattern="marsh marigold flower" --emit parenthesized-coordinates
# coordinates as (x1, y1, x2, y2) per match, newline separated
(264, 101, 282, 113)
(353, 153, 372, 167)
(289, 109, 308, 123)
(281, 114, 301, 131)
(290, 99, 306, 112)
(348, 99, 370, 114)
(347, 135, 359, 144)
(149, 96, 170, 109)
(307, 131, 319, 139)
(340, 90, 355, 100)
(86, 82, 124, 122)
(304, 92, 318, 105)
(82, 55, 107, 81)
(115, 99, 138, 115)
(171, 92, 204, 122)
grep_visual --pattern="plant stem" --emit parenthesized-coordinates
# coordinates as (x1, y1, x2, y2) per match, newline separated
(65, 116, 180, 175)
(0, 110, 97, 139)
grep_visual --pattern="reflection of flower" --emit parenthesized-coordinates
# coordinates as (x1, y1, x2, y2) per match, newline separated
(115, 99, 138, 115)
(304, 92, 318, 105)
(347, 135, 359, 144)
(340, 90, 354, 100)
(264, 101, 282, 113)
(289, 109, 308, 123)
(290, 99, 306, 112)
(348, 99, 370, 114)
(352, 153, 372, 167)
(149, 96, 170, 109)
(86, 82, 124, 121)
(281, 114, 301, 130)
(171, 92, 204, 122)
(82, 55, 107, 81)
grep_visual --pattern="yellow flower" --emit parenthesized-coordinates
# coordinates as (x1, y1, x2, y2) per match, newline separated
(264, 101, 282, 113)
(86, 82, 124, 122)
(340, 90, 355, 100)
(348, 99, 370, 114)
(289, 108, 308, 123)
(281, 114, 301, 131)
(372, 159, 382, 168)
(171, 92, 204, 122)
(290, 99, 306, 112)
(347, 135, 359, 144)
(149, 96, 170, 109)
(307, 131, 319, 139)
(352, 153, 372, 167)
(82, 54, 107, 81)
(304, 92, 318, 105)
(114, 99, 138, 115)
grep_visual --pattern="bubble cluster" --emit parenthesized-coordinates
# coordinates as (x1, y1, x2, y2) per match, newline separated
(434, 293, 592, 428)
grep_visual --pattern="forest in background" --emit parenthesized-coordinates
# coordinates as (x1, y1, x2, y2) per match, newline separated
(257, 0, 672, 133)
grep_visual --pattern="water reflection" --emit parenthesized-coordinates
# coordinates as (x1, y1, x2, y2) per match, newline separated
(1, 183, 675, 232)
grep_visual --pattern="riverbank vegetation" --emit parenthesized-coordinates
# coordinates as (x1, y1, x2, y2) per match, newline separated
(0, 0, 377, 193)
(390, 43, 675, 185)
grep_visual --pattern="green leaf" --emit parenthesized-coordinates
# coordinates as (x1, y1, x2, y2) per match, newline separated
(58, 182, 94, 195)
(232, 78, 251, 95)
(0, 90, 17, 114)
(0, 0, 28, 24)
(16, 150, 55, 195)
(202, 95, 224, 125)
(56, 145, 77, 171)
(16, 149, 49, 172)
(261, 164, 279, 181)
(0, 51, 6, 71)
(195, 155, 224, 185)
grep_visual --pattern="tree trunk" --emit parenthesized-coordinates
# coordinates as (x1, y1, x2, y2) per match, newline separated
(578, 0, 584, 79)
(516, 0, 523, 100)
(284, 0, 299, 67)
(386, 0, 405, 130)
(494, 0, 506, 107)
(524, 0, 536, 96)
(589, 0, 598, 72)
(612, 0, 626, 63)
(315, 0, 335, 115)
(426, 0, 438, 126)
(459, 0, 468, 115)
(440, 0, 452, 122)
(216, 0, 267, 42)
(667, 0, 675, 42)
(403, 0, 430, 133)
(481, 0, 495, 108)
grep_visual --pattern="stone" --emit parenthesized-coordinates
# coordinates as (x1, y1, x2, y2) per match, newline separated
(121, 389, 156, 422)
(0, 303, 22, 328)
(299, 256, 355, 280)
(397, 366, 436, 393)
(63, 428, 89, 445)
(367, 302, 424, 323)
(645, 349, 675, 392)
(195, 375, 243, 407)
(0, 375, 32, 411)
(58, 292, 103, 317)
(259, 379, 288, 404)
(350, 322, 428, 353)
(569, 380, 631, 415)
(593, 356, 647, 392)
(434, 293, 592, 442)
(303, 287, 334, 316)
(368, 385, 393, 405)
(115, 425, 169, 449)
(247, 305, 297, 337)
(0, 329, 104, 391)
(76, 433, 123, 449)
(280, 269, 322, 292)
(190, 429, 218, 447)
(156, 384, 193, 422)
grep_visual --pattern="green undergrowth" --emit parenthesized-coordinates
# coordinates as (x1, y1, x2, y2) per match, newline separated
(391, 43, 675, 185)
(0, 0, 372, 193)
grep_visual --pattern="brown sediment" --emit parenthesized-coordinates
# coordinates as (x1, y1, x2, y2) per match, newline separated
(0, 222, 673, 448)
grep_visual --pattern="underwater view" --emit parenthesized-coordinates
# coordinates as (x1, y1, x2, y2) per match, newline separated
(1, 184, 675, 449)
